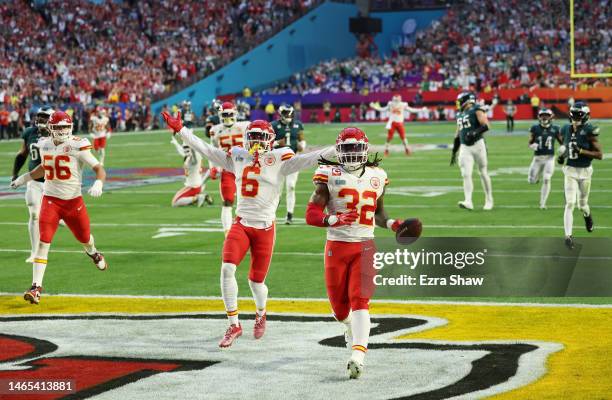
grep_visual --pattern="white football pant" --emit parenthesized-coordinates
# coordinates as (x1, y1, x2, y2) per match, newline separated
(563, 165, 592, 237)
(284, 171, 299, 214)
(528, 155, 555, 208)
(458, 140, 493, 207)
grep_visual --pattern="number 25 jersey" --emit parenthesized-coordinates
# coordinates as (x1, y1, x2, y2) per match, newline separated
(313, 165, 388, 242)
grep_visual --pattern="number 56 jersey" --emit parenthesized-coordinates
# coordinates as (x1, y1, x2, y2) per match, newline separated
(38, 136, 100, 200)
(313, 165, 388, 242)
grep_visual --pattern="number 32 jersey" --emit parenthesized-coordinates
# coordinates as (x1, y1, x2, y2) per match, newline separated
(38, 136, 100, 200)
(313, 165, 388, 242)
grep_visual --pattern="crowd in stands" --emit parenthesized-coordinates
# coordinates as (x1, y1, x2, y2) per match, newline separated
(262, 0, 610, 95)
(0, 0, 315, 138)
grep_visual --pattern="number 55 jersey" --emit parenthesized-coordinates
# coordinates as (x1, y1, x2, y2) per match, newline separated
(37, 136, 100, 199)
(313, 165, 388, 242)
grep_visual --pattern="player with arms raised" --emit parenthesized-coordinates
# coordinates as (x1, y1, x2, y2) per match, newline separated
(210, 102, 251, 234)
(370, 95, 425, 156)
(89, 108, 111, 165)
(272, 104, 306, 224)
(305, 127, 411, 379)
(11, 111, 108, 305)
(527, 109, 562, 209)
(557, 102, 603, 249)
(450, 92, 494, 211)
(162, 111, 334, 348)
(169, 136, 211, 207)
(12, 106, 54, 262)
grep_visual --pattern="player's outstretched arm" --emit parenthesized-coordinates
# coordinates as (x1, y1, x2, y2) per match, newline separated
(12, 141, 29, 181)
(280, 146, 335, 176)
(171, 137, 186, 157)
(450, 127, 460, 166)
(11, 164, 44, 188)
(162, 111, 233, 171)
(305, 183, 357, 227)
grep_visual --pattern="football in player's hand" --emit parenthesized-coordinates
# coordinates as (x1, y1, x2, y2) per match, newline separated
(395, 218, 422, 245)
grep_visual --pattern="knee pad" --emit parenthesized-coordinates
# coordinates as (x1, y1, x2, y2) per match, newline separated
(221, 263, 236, 280)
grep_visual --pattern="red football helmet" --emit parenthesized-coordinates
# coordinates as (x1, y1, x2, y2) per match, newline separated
(48, 111, 73, 142)
(245, 120, 275, 154)
(336, 127, 369, 170)
(220, 102, 237, 127)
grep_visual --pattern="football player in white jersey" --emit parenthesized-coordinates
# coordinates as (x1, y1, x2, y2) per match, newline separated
(170, 136, 212, 207)
(89, 108, 111, 165)
(305, 127, 408, 379)
(209, 102, 251, 234)
(162, 111, 334, 348)
(11, 111, 108, 305)
(370, 95, 425, 156)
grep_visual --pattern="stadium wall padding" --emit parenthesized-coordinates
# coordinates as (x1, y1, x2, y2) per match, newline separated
(152, 3, 445, 116)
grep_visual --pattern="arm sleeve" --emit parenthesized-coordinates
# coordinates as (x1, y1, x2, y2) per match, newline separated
(172, 139, 186, 157)
(312, 166, 330, 185)
(178, 126, 233, 171)
(405, 104, 421, 113)
(78, 149, 101, 168)
(280, 146, 335, 176)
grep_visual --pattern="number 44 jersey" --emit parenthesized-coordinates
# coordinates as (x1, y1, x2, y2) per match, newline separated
(313, 165, 388, 242)
(37, 136, 100, 200)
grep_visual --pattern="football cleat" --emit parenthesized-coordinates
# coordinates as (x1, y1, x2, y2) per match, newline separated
(87, 252, 108, 271)
(564, 235, 575, 250)
(25, 255, 34, 263)
(483, 201, 494, 211)
(24, 285, 42, 305)
(196, 194, 206, 208)
(458, 201, 474, 210)
(219, 324, 243, 348)
(254, 312, 267, 339)
(204, 194, 214, 205)
(584, 214, 594, 232)
(285, 212, 293, 225)
(347, 358, 364, 379)
(384, 149, 390, 157)
(405, 147, 412, 156)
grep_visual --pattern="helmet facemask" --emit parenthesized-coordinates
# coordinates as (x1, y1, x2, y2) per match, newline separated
(279, 106, 294, 124)
(221, 109, 237, 127)
(246, 129, 275, 155)
(49, 121, 73, 143)
(336, 140, 369, 171)
(569, 104, 590, 125)
(538, 111, 553, 128)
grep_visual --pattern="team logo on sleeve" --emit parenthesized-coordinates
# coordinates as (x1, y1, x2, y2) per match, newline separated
(63, 145, 72, 153)
(264, 155, 276, 166)
(332, 168, 342, 176)
(370, 177, 381, 189)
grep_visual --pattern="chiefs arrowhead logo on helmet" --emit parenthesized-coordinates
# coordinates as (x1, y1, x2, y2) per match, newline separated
(48, 111, 73, 143)
(336, 127, 369, 171)
(220, 102, 237, 127)
(245, 120, 275, 155)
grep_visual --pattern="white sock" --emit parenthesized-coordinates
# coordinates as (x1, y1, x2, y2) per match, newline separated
(479, 168, 493, 203)
(83, 235, 97, 255)
(221, 263, 239, 325)
(173, 197, 195, 207)
(462, 174, 473, 204)
(581, 204, 591, 217)
(248, 279, 268, 315)
(350, 309, 370, 362)
(564, 202, 574, 237)
(540, 179, 551, 208)
(286, 187, 295, 215)
(385, 141, 390, 152)
(32, 242, 50, 287)
(99, 148, 106, 164)
(28, 208, 39, 257)
(221, 206, 233, 233)
(402, 138, 409, 149)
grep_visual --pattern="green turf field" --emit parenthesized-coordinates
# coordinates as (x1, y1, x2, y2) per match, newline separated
(1, 120, 611, 302)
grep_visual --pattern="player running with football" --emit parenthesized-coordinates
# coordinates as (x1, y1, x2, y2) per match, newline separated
(527, 109, 562, 209)
(450, 92, 494, 211)
(272, 104, 306, 224)
(89, 108, 111, 165)
(170, 136, 212, 207)
(370, 94, 425, 156)
(161, 111, 335, 348)
(556, 102, 603, 249)
(12, 106, 54, 262)
(306, 127, 414, 379)
(11, 111, 108, 305)
(210, 102, 251, 235)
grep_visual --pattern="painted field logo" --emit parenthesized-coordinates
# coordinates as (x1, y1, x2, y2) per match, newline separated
(0, 313, 562, 399)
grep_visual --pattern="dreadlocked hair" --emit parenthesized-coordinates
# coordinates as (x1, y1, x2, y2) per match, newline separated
(317, 153, 382, 177)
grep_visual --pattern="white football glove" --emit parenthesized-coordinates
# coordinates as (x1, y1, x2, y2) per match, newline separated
(558, 145, 567, 155)
(529, 143, 539, 151)
(10, 173, 32, 189)
(88, 179, 104, 197)
(298, 140, 306, 152)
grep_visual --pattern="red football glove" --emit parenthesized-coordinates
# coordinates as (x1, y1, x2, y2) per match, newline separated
(390, 219, 402, 232)
(329, 210, 359, 227)
(162, 111, 183, 133)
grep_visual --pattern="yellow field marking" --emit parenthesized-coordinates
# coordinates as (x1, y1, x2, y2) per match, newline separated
(0, 295, 610, 399)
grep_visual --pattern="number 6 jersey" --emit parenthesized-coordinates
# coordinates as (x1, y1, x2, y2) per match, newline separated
(313, 165, 388, 242)
(37, 136, 100, 200)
